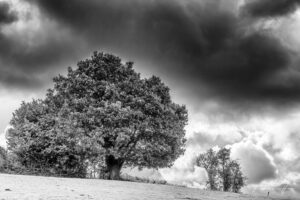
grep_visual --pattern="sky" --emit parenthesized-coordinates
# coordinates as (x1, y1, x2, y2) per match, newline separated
(1, 0, 300, 198)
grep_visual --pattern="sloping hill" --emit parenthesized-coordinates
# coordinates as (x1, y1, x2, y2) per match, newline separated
(0, 173, 287, 200)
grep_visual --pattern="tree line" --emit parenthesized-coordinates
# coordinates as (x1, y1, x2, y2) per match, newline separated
(0, 52, 245, 192)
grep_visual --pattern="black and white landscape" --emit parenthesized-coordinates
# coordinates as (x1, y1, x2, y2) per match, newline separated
(1, 0, 300, 199)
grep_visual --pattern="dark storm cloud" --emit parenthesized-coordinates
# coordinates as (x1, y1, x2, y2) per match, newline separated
(0, 1, 17, 25)
(243, 0, 300, 18)
(0, 34, 81, 73)
(2, 0, 300, 110)
(25, 0, 300, 107)
(0, 69, 42, 89)
(0, 1, 31, 89)
(0, 32, 83, 89)
(0, 1, 87, 89)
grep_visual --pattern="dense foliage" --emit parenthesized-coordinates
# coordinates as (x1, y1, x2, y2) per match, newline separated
(7, 52, 188, 179)
(0, 146, 7, 171)
(196, 149, 219, 190)
(196, 147, 245, 193)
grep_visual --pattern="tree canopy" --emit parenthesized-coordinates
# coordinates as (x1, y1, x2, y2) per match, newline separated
(196, 149, 219, 190)
(7, 52, 188, 179)
(196, 147, 245, 193)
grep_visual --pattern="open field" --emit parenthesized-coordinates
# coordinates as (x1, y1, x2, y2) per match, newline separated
(0, 173, 290, 200)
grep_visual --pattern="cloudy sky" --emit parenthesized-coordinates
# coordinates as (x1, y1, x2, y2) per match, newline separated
(1, 0, 300, 197)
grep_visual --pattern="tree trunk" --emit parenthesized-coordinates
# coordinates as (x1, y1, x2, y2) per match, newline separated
(106, 155, 123, 180)
(208, 170, 216, 190)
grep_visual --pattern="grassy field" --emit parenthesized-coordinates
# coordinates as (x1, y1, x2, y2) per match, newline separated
(0, 173, 291, 200)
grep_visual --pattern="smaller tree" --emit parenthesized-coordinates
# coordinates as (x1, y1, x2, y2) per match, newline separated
(230, 160, 245, 193)
(217, 147, 232, 191)
(196, 147, 245, 193)
(196, 149, 219, 190)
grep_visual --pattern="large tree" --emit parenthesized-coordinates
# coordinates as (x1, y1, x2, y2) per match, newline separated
(7, 52, 188, 179)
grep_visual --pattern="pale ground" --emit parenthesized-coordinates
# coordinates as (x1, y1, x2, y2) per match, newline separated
(0, 173, 291, 200)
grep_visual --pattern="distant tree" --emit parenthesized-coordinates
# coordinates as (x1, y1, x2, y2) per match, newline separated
(229, 160, 245, 193)
(217, 147, 232, 191)
(7, 52, 188, 180)
(196, 149, 219, 190)
(196, 147, 245, 193)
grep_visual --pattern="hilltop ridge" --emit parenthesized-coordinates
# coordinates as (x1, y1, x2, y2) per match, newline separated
(0, 173, 293, 200)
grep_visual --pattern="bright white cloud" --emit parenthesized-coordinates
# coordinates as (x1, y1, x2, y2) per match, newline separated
(231, 140, 278, 184)
(0, 125, 11, 148)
